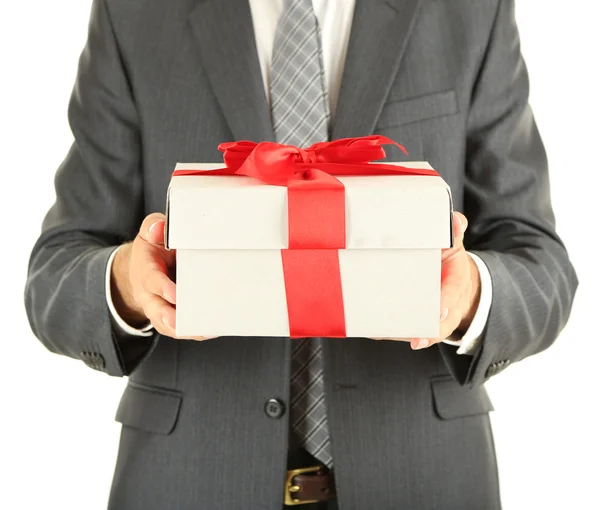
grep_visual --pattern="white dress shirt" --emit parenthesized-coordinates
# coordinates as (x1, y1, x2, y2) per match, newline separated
(106, 0, 493, 355)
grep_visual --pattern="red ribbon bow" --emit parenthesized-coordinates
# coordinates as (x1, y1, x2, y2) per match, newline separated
(173, 135, 439, 338)
(174, 135, 438, 185)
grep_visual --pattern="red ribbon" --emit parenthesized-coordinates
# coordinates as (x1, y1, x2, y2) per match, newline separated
(173, 135, 439, 338)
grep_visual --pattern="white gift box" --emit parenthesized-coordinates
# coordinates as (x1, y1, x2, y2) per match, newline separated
(166, 162, 453, 338)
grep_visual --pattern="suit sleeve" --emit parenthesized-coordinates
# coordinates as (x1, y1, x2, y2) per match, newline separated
(24, 0, 157, 377)
(438, 0, 578, 386)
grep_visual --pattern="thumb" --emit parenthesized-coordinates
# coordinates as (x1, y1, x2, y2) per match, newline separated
(442, 212, 468, 261)
(139, 213, 167, 246)
(452, 212, 468, 246)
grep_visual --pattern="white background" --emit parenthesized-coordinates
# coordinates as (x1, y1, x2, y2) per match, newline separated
(1, 1, 598, 508)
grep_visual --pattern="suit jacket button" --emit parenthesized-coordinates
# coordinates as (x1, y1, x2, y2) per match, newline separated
(265, 399, 286, 419)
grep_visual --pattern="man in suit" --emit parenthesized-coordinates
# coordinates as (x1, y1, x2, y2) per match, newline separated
(25, 0, 578, 508)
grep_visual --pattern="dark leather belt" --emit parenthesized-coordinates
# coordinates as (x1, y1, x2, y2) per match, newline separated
(284, 465, 336, 506)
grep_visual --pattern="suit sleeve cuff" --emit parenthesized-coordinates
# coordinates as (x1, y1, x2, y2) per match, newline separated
(106, 247, 154, 337)
(442, 252, 492, 355)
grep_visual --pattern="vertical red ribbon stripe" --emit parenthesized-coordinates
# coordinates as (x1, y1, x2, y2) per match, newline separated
(281, 250, 346, 338)
(283, 168, 347, 337)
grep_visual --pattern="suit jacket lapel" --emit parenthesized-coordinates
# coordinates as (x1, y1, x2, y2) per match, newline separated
(188, 0, 274, 142)
(332, 0, 422, 140)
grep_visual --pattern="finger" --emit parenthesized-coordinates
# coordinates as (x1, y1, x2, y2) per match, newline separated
(443, 212, 467, 257)
(141, 267, 177, 304)
(453, 212, 467, 246)
(441, 251, 470, 312)
(438, 264, 470, 342)
(143, 295, 216, 341)
(178, 335, 219, 342)
(441, 214, 467, 261)
(454, 211, 469, 237)
(147, 220, 166, 246)
(438, 281, 465, 341)
(139, 213, 167, 246)
(438, 306, 464, 339)
(136, 224, 176, 271)
(411, 338, 433, 350)
(410, 329, 458, 351)
(440, 280, 463, 319)
(412, 307, 463, 349)
(370, 337, 411, 342)
(412, 272, 467, 351)
(143, 294, 176, 337)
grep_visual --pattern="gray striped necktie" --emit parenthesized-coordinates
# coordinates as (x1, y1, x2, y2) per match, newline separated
(269, 0, 332, 467)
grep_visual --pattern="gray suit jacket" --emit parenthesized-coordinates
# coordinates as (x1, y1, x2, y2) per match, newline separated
(25, 0, 578, 508)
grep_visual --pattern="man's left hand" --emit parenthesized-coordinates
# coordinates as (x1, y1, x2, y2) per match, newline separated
(373, 211, 481, 350)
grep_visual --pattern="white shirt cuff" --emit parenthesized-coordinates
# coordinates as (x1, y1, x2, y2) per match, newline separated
(106, 247, 154, 337)
(442, 252, 492, 355)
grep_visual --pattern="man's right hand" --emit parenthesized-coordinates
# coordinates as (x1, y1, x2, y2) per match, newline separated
(111, 213, 215, 340)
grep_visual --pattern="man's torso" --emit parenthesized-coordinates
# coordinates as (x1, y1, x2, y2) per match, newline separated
(104, 0, 502, 508)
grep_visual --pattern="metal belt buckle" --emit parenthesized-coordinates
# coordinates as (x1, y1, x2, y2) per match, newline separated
(284, 465, 324, 506)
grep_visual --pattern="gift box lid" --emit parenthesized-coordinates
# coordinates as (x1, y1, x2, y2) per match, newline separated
(166, 162, 453, 250)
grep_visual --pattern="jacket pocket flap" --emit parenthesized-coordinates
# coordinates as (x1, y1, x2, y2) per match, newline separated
(378, 89, 459, 128)
(115, 383, 182, 435)
(431, 376, 494, 420)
